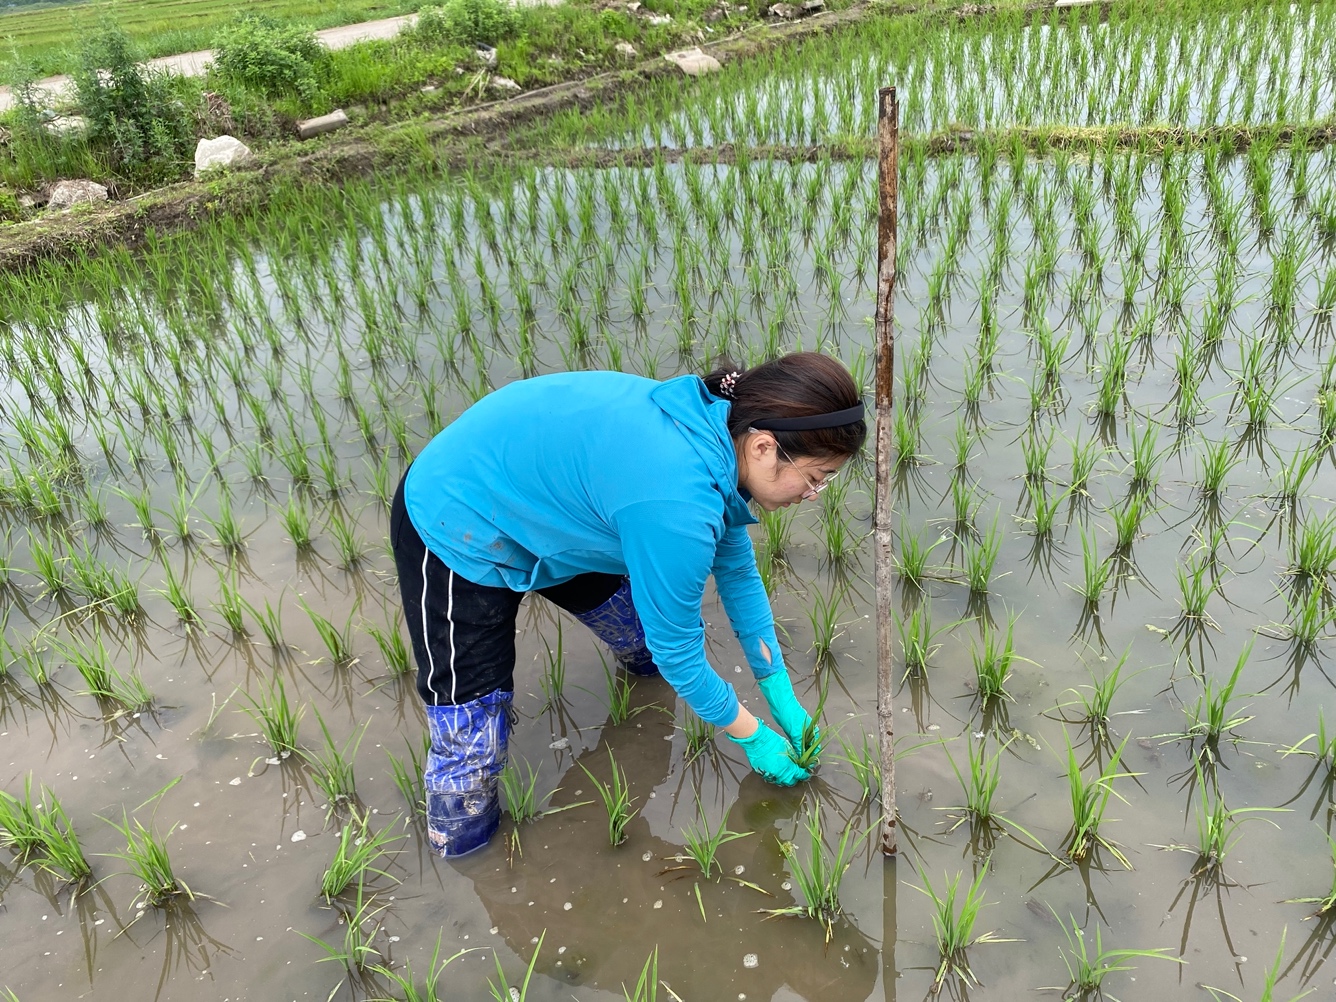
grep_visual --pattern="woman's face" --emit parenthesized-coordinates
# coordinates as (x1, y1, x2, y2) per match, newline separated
(737, 431, 846, 511)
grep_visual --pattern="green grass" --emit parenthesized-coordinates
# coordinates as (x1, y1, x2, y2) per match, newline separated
(304, 711, 366, 808)
(487, 929, 544, 1002)
(0, 0, 420, 80)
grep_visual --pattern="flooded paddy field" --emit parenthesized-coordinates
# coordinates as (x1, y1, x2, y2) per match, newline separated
(4, 1, 1336, 999)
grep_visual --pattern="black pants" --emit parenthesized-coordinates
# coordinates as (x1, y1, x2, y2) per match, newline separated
(390, 472, 621, 706)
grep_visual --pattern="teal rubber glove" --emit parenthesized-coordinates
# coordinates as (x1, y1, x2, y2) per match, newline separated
(730, 719, 811, 787)
(758, 672, 818, 763)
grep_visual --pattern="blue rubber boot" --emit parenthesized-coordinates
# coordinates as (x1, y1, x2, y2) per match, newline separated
(424, 689, 511, 858)
(572, 577, 660, 677)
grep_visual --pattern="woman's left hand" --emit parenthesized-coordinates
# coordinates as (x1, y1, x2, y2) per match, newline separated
(757, 672, 818, 764)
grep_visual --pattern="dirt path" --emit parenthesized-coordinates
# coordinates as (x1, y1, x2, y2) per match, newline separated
(0, 13, 418, 112)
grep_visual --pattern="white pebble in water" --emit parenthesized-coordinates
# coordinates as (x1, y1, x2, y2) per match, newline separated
(549, 738, 570, 750)
(781, 880, 792, 891)
(733, 865, 745, 875)
(290, 831, 307, 842)
(558, 946, 567, 954)
(563, 902, 572, 911)
(642, 851, 653, 862)
(228, 777, 242, 786)
(510, 989, 520, 1001)
(653, 900, 663, 909)
(743, 953, 758, 968)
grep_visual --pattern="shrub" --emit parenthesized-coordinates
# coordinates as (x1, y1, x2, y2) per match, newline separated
(211, 15, 327, 100)
(0, 189, 21, 222)
(414, 0, 520, 48)
(71, 26, 196, 182)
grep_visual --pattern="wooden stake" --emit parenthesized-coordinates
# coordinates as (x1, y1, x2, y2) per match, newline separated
(874, 86, 899, 857)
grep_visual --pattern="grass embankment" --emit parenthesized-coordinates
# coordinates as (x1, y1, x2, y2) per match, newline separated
(0, 0, 418, 80)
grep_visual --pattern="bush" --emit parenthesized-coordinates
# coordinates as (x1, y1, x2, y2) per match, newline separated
(71, 27, 196, 182)
(414, 0, 520, 48)
(211, 15, 327, 100)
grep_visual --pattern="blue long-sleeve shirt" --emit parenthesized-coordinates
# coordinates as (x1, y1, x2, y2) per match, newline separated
(403, 371, 785, 725)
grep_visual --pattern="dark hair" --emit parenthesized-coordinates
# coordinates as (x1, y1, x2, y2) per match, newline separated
(703, 352, 867, 460)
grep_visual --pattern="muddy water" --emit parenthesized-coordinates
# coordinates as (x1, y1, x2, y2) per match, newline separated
(3, 144, 1336, 1001)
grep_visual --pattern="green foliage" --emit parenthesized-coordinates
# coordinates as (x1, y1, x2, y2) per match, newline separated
(211, 15, 327, 100)
(415, 0, 520, 48)
(71, 25, 196, 182)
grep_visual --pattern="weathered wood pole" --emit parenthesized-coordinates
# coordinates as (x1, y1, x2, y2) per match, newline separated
(874, 86, 899, 857)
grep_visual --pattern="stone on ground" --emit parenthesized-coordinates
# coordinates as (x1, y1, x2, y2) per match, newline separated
(194, 135, 252, 175)
(665, 47, 722, 76)
(47, 179, 108, 210)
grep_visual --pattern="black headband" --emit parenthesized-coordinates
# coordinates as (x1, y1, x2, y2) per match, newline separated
(750, 402, 866, 432)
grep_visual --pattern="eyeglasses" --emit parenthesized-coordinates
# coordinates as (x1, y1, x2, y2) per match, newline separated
(776, 443, 839, 501)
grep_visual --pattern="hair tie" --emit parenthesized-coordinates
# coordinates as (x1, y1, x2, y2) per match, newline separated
(719, 371, 741, 399)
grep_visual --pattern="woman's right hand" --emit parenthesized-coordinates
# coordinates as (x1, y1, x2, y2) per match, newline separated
(728, 720, 811, 787)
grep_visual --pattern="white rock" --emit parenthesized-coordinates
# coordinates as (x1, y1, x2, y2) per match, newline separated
(664, 47, 721, 76)
(47, 179, 108, 210)
(490, 76, 522, 92)
(549, 737, 570, 750)
(646, 12, 672, 23)
(194, 135, 252, 175)
(228, 776, 243, 786)
(743, 953, 758, 968)
(476, 44, 498, 66)
(290, 830, 307, 842)
(296, 109, 350, 140)
(615, 42, 638, 59)
(45, 115, 88, 138)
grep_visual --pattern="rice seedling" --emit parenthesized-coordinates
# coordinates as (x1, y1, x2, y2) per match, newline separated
(1197, 438, 1238, 498)
(368, 935, 475, 1002)
(836, 730, 882, 804)
(297, 881, 388, 974)
(366, 621, 412, 675)
(387, 734, 429, 818)
(487, 930, 544, 1002)
(282, 494, 314, 549)
(1273, 446, 1322, 508)
(328, 511, 366, 569)
(1021, 428, 1053, 484)
(154, 559, 203, 630)
(203, 488, 245, 554)
(1286, 835, 1336, 918)
(807, 585, 848, 672)
(671, 799, 752, 882)
(1203, 929, 1313, 1002)
(17, 785, 91, 885)
(302, 601, 357, 666)
(1073, 529, 1112, 606)
(1111, 493, 1151, 552)
(1067, 436, 1104, 495)
(320, 809, 404, 901)
(1066, 734, 1136, 868)
(1162, 768, 1287, 877)
(765, 803, 866, 943)
(971, 616, 1018, 704)
(1290, 512, 1336, 582)
(621, 947, 663, 1002)
(912, 867, 1007, 989)
(963, 515, 1002, 594)
(241, 674, 304, 757)
(241, 594, 286, 649)
(540, 623, 566, 707)
(1126, 421, 1161, 493)
(579, 749, 639, 847)
(1042, 911, 1181, 998)
(756, 503, 795, 565)
(894, 530, 946, 588)
(682, 709, 714, 764)
(55, 632, 152, 710)
(304, 711, 367, 808)
(603, 657, 644, 726)
(1276, 585, 1336, 651)
(100, 785, 192, 906)
(0, 775, 47, 859)
(26, 533, 68, 597)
